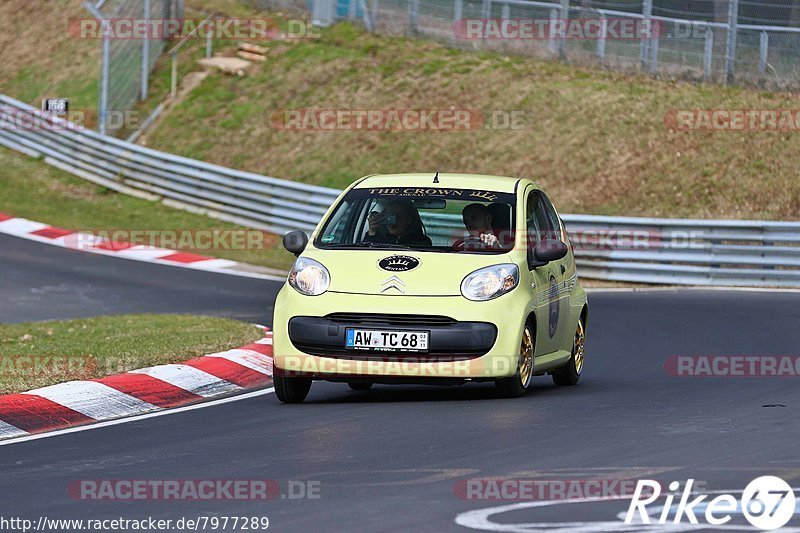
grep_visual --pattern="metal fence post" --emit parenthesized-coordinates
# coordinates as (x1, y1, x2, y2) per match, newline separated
(349, 0, 357, 20)
(547, 7, 558, 56)
(640, 0, 652, 71)
(99, 28, 110, 135)
(758, 31, 769, 80)
(649, 31, 659, 74)
(171, 52, 178, 98)
(703, 27, 713, 80)
(725, 0, 739, 84)
(597, 13, 607, 61)
(407, 0, 419, 33)
(481, 0, 490, 20)
(360, 0, 373, 31)
(140, 0, 150, 102)
(454, 0, 462, 22)
(85, 1, 110, 135)
(501, 3, 509, 21)
(559, 0, 569, 59)
(206, 21, 213, 58)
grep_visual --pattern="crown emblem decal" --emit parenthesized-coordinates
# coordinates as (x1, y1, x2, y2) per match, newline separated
(378, 255, 420, 272)
(469, 191, 498, 201)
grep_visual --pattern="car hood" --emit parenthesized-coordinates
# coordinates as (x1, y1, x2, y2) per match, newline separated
(300, 248, 517, 297)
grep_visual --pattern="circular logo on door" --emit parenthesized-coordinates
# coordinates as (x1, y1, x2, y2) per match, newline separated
(378, 255, 420, 272)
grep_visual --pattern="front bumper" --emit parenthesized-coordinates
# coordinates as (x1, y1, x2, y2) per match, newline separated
(288, 315, 497, 359)
(273, 288, 531, 380)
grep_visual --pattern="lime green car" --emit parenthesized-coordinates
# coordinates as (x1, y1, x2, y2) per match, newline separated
(272, 173, 587, 403)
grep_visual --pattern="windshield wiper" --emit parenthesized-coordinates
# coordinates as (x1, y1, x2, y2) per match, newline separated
(320, 242, 413, 250)
(361, 242, 413, 250)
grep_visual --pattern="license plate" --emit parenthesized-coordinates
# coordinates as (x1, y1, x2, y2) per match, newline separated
(345, 329, 429, 352)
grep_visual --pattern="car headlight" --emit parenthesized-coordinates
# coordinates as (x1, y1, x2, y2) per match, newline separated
(461, 264, 519, 301)
(288, 257, 330, 296)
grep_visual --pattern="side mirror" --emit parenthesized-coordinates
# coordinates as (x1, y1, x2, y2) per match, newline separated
(528, 239, 568, 267)
(283, 230, 308, 256)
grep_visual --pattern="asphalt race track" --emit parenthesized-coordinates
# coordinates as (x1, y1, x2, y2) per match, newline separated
(0, 234, 274, 324)
(1, 232, 799, 531)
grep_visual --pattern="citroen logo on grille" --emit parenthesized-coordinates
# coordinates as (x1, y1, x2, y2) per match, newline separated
(381, 275, 406, 294)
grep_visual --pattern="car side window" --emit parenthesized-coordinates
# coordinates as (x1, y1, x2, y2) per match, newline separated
(526, 191, 553, 249)
(354, 198, 382, 243)
(539, 193, 563, 242)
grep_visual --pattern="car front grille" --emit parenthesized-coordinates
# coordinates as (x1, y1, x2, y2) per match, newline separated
(323, 313, 457, 327)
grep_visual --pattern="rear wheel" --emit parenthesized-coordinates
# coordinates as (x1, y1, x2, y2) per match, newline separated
(348, 382, 373, 391)
(496, 324, 534, 398)
(274, 374, 312, 403)
(552, 316, 585, 386)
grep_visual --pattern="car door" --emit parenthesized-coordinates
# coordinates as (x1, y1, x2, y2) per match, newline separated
(525, 189, 562, 356)
(539, 192, 574, 352)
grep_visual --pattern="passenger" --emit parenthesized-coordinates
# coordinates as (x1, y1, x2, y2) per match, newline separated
(364, 200, 432, 246)
(461, 203, 501, 248)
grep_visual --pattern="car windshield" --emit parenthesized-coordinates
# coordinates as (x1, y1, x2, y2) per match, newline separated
(315, 187, 516, 253)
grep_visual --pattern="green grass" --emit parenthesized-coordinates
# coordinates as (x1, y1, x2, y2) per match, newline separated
(140, 20, 800, 221)
(0, 314, 263, 394)
(0, 146, 296, 271)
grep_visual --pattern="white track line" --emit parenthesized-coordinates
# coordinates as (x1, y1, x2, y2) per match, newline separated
(0, 387, 275, 447)
(0, 219, 287, 282)
(4, 216, 800, 292)
(585, 286, 800, 294)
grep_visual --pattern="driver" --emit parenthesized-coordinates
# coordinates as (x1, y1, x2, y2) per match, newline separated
(364, 200, 432, 246)
(461, 203, 500, 248)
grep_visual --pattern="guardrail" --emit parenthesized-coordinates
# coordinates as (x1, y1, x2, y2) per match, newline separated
(564, 215, 800, 287)
(2, 93, 799, 287)
(0, 95, 340, 235)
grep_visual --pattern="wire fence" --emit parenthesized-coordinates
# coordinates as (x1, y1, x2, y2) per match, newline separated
(79, 0, 800, 137)
(84, 0, 184, 135)
(316, 0, 800, 90)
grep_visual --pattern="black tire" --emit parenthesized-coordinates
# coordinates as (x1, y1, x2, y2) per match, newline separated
(274, 374, 312, 403)
(348, 382, 373, 391)
(552, 316, 585, 386)
(496, 324, 535, 398)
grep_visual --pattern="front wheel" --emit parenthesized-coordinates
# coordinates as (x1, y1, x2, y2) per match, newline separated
(552, 316, 585, 386)
(496, 324, 534, 398)
(274, 373, 312, 403)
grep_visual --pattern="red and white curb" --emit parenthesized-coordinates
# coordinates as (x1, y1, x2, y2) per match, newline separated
(0, 329, 274, 441)
(0, 212, 286, 281)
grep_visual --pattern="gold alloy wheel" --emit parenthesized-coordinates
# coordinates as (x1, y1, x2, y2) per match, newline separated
(574, 319, 585, 375)
(519, 327, 534, 388)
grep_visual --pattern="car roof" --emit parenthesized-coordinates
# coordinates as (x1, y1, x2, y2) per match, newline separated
(354, 173, 526, 194)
